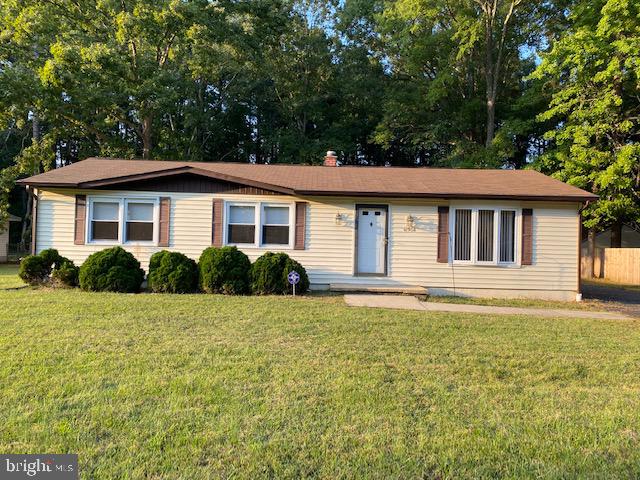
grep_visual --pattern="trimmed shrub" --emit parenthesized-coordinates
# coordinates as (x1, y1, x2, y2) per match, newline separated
(18, 248, 76, 286)
(78, 246, 144, 293)
(39, 248, 65, 269)
(147, 250, 198, 293)
(51, 261, 79, 288)
(198, 246, 251, 294)
(18, 255, 50, 285)
(250, 252, 309, 295)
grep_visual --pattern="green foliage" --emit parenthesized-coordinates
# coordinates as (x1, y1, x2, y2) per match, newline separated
(18, 248, 75, 286)
(51, 260, 79, 288)
(532, 0, 640, 232)
(250, 252, 309, 295)
(78, 247, 144, 293)
(18, 255, 50, 285)
(198, 246, 251, 295)
(148, 250, 199, 294)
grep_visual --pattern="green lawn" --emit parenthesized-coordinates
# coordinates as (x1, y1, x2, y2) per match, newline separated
(1, 265, 640, 479)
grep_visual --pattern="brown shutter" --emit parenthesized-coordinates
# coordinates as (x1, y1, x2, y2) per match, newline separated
(521, 208, 533, 265)
(212, 198, 223, 247)
(158, 197, 170, 247)
(74, 194, 86, 245)
(437, 206, 449, 263)
(294, 202, 307, 250)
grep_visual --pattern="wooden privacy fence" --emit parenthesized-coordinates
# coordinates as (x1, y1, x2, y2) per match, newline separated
(581, 248, 640, 285)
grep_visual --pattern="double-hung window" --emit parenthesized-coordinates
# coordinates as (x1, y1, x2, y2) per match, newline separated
(225, 202, 293, 247)
(261, 205, 290, 245)
(88, 197, 158, 244)
(90, 201, 120, 242)
(125, 201, 155, 242)
(227, 205, 257, 244)
(452, 207, 518, 265)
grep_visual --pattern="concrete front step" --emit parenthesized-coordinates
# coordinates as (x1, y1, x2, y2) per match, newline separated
(330, 283, 428, 295)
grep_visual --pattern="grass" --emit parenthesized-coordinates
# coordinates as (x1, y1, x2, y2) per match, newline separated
(583, 278, 640, 292)
(1, 264, 640, 478)
(423, 294, 606, 310)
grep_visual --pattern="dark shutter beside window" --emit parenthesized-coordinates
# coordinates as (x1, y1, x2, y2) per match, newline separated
(437, 206, 449, 263)
(158, 197, 170, 247)
(294, 202, 307, 250)
(212, 198, 223, 247)
(74, 194, 86, 245)
(521, 208, 533, 265)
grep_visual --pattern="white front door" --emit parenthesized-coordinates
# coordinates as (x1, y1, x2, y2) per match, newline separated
(356, 206, 387, 275)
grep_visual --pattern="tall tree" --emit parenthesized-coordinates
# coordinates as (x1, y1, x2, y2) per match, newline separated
(532, 0, 640, 245)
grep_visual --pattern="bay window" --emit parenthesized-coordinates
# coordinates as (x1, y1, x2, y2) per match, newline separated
(452, 207, 518, 265)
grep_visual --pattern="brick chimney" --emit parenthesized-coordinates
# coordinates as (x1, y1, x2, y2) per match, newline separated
(324, 150, 338, 167)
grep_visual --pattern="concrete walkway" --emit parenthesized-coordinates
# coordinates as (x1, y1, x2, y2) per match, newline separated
(344, 294, 633, 320)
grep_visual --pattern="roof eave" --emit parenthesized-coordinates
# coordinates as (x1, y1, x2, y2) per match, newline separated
(295, 190, 598, 202)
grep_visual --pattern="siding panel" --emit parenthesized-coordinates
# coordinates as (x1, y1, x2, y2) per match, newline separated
(36, 189, 580, 296)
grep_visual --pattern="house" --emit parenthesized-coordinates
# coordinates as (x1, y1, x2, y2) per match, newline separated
(18, 153, 597, 300)
(0, 214, 21, 262)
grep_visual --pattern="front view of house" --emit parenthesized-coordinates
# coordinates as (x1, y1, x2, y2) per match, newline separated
(19, 154, 597, 300)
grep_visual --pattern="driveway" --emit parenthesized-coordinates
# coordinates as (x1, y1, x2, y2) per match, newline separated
(582, 282, 640, 317)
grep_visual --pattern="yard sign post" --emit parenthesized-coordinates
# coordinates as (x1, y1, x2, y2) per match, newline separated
(288, 271, 300, 296)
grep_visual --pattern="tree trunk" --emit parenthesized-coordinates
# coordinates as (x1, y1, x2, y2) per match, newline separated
(586, 228, 596, 279)
(486, 96, 495, 147)
(20, 110, 42, 250)
(610, 221, 623, 248)
(484, 16, 495, 148)
(142, 115, 152, 159)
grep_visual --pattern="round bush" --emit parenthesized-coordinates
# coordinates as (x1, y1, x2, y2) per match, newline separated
(18, 255, 50, 285)
(18, 248, 75, 286)
(198, 246, 251, 294)
(78, 246, 144, 293)
(147, 250, 198, 293)
(51, 260, 79, 288)
(250, 252, 309, 295)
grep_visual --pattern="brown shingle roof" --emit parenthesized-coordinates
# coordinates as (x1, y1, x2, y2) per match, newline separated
(18, 157, 597, 202)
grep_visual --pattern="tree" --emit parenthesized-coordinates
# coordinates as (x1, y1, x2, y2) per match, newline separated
(357, 0, 546, 166)
(532, 0, 640, 246)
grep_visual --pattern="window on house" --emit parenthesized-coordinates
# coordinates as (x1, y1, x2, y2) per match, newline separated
(125, 201, 154, 242)
(91, 201, 120, 241)
(499, 210, 516, 263)
(453, 209, 472, 261)
(452, 207, 518, 265)
(477, 209, 495, 262)
(228, 205, 256, 244)
(262, 205, 290, 245)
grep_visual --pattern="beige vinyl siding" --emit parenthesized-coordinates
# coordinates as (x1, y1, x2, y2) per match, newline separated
(36, 189, 580, 298)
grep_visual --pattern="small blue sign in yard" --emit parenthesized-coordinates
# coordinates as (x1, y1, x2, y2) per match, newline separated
(288, 270, 300, 296)
(288, 271, 300, 285)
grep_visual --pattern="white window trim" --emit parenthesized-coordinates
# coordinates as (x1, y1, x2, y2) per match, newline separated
(449, 205, 521, 267)
(86, 196, 159, 246)
(260, 203, 294, 249)
(224, 201, 294, 249)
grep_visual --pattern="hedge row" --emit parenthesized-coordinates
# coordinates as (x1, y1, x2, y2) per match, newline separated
(19, 246, 309, 295)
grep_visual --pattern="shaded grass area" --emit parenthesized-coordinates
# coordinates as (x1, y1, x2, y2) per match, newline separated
(583, 278, 640, 292)
(1, 265, 640, 478)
